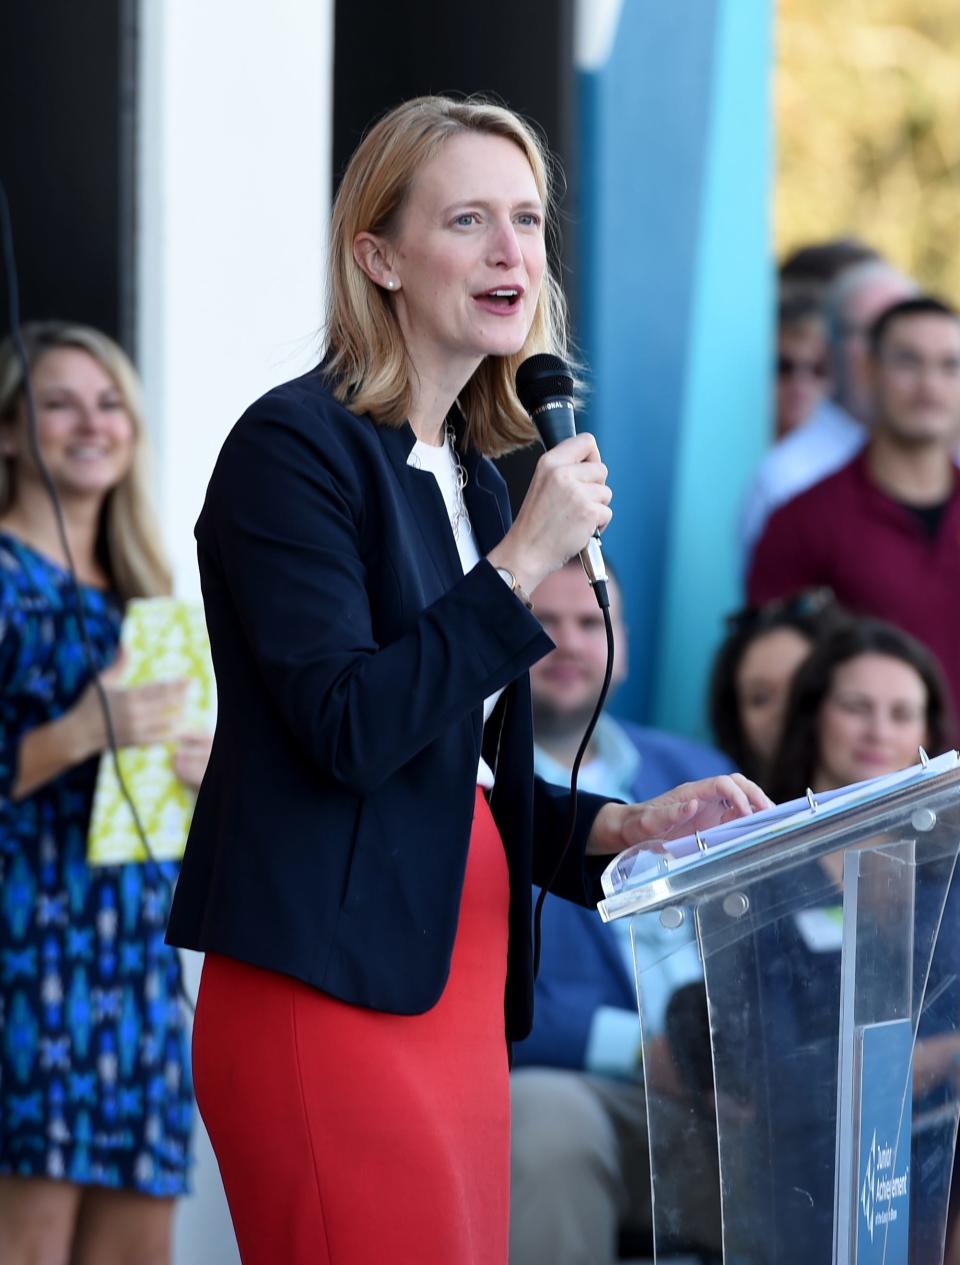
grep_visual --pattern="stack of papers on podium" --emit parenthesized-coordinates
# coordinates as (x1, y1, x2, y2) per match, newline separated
(601, 749, 960, 902)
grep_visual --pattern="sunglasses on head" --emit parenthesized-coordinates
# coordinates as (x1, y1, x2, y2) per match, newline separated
(725, 588, 836, 634)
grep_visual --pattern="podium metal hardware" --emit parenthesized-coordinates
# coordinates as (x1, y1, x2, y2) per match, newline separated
(659, 906, 684, 929)
(919, 745, 930, 768)
(722, 892, 750, 919)
(911, 807, 937, 832)
(806, 787, 820, 813)
(695, 831, 708, 853)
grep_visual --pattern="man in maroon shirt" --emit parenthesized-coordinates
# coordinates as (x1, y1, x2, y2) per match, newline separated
(748, 296, 960, 726)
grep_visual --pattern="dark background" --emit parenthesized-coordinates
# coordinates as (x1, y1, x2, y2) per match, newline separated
(1, 0, 576, 502)
(332, 0, 578, 301)
(332, 0, 579, 504)
(0, 0, 137, 349)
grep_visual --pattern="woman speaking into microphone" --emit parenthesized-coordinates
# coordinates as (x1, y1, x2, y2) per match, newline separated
(166, 95, 769, 1265)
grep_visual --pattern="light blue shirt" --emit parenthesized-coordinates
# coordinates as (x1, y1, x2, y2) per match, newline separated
(534, 713, 641, 801)
(535, 717, 704, 1077)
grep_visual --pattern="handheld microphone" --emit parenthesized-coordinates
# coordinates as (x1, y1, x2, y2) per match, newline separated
(514, 352, 615, 978)
(515, 353, 609, 610)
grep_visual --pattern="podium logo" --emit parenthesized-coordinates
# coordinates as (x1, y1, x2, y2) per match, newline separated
(859, 1127, 908, 1246)
(861, 1130, 877, 1241)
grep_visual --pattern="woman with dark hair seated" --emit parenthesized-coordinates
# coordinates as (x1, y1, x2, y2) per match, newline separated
(709, 587, 846, 784)
(766, 616, 952, 804)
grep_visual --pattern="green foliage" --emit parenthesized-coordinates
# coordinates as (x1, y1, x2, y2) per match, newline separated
(776, 0, 960, 300)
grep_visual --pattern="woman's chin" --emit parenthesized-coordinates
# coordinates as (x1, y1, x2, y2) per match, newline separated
(849, 758, 899, 782)
(472, 318, 535, 361)
(478, 337, 528, 363)
(58, 472, 124, 500)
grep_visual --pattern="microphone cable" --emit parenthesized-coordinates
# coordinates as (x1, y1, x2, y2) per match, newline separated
(0, 178, 194, 1015)
(514, 352, 618, 977)
(532, 591, 615, 978)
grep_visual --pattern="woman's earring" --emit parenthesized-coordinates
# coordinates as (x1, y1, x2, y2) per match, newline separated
(386, 279, 396, 290)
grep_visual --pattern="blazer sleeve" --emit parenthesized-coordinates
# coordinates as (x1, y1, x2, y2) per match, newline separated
(530, 775, 613, 905)
(201, 397, 553, 795)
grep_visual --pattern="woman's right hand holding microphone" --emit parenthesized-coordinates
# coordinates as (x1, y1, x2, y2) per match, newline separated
(486, 432, 611, 596)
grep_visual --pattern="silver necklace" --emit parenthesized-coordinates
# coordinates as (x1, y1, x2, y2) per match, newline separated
(445, 422, 469, 538)
(409, 425, 470, 538)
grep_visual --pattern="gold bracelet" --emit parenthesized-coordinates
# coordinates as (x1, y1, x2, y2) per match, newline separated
(494, 566, 534, 610)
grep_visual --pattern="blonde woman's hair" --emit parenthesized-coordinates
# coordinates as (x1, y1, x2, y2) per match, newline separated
(326, 95, 571, 456)
(0, 322, 172, 601)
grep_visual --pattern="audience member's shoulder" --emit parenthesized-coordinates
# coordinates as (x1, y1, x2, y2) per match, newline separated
(756, 400, 864, 484)
(750, 412, 821, 483)
(617, 719, 734, 775)
(773, 452, 861, 523)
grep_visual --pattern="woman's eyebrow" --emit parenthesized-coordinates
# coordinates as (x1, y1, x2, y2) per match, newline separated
(439, 197, 544, 215)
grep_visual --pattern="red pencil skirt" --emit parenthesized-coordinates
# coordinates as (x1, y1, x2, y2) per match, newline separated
(192, 787, 511, 1265)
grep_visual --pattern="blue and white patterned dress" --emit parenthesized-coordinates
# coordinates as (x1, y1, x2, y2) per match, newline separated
(0, 532, 193, 1195)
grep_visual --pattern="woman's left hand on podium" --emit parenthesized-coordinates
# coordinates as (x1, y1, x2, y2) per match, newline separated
(586, 774, 773, 856)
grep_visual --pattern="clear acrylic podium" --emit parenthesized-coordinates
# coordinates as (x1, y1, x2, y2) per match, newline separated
(598, 758, 960, 1264)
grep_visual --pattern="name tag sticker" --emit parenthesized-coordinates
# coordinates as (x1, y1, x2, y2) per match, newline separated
(794, 905, 844, 953)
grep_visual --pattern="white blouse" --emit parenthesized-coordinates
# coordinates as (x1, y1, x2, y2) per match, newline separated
(408, 434, 503, 788)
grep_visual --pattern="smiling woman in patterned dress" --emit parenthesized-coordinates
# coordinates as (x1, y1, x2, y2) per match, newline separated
(0, 323, 205, 1265)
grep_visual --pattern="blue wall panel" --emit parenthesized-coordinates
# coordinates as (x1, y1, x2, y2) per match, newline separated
(651, 1, 773, 738)
(576, 0, 772, 736)
(577, 3, 719, 723)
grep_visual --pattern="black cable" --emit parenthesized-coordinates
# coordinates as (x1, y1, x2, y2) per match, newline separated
(0, 179, 194, 1014)
(532, 596, 615, 978)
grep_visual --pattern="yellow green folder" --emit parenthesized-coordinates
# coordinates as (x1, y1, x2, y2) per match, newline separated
(87, 597, 215, 866)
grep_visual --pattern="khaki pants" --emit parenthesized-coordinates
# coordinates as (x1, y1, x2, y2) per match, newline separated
(509, 1068, 721, 1265)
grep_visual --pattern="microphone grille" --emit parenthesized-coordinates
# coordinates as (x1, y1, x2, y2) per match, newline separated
(515, 353, 575, 413)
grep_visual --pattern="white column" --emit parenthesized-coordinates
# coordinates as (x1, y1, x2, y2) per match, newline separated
(138, 0, 334, 601)
(136, 5, 334, 1262)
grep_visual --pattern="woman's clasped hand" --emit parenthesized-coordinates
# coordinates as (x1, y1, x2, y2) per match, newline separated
(75, 652, 189, 750)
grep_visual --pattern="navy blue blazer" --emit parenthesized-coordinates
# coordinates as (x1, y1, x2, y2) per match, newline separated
(166, 370, 611, 1042)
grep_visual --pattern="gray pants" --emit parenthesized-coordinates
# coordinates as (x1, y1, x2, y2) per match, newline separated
(509, 1068, 721, 1265)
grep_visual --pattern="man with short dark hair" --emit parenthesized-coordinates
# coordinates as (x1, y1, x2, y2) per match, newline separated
(748, 296, 960, 722)
(740, 259, 917, 567)
(509, 560, 730, 1265)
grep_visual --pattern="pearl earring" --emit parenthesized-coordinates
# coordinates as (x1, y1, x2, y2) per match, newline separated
(387, 279, 396, 290)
